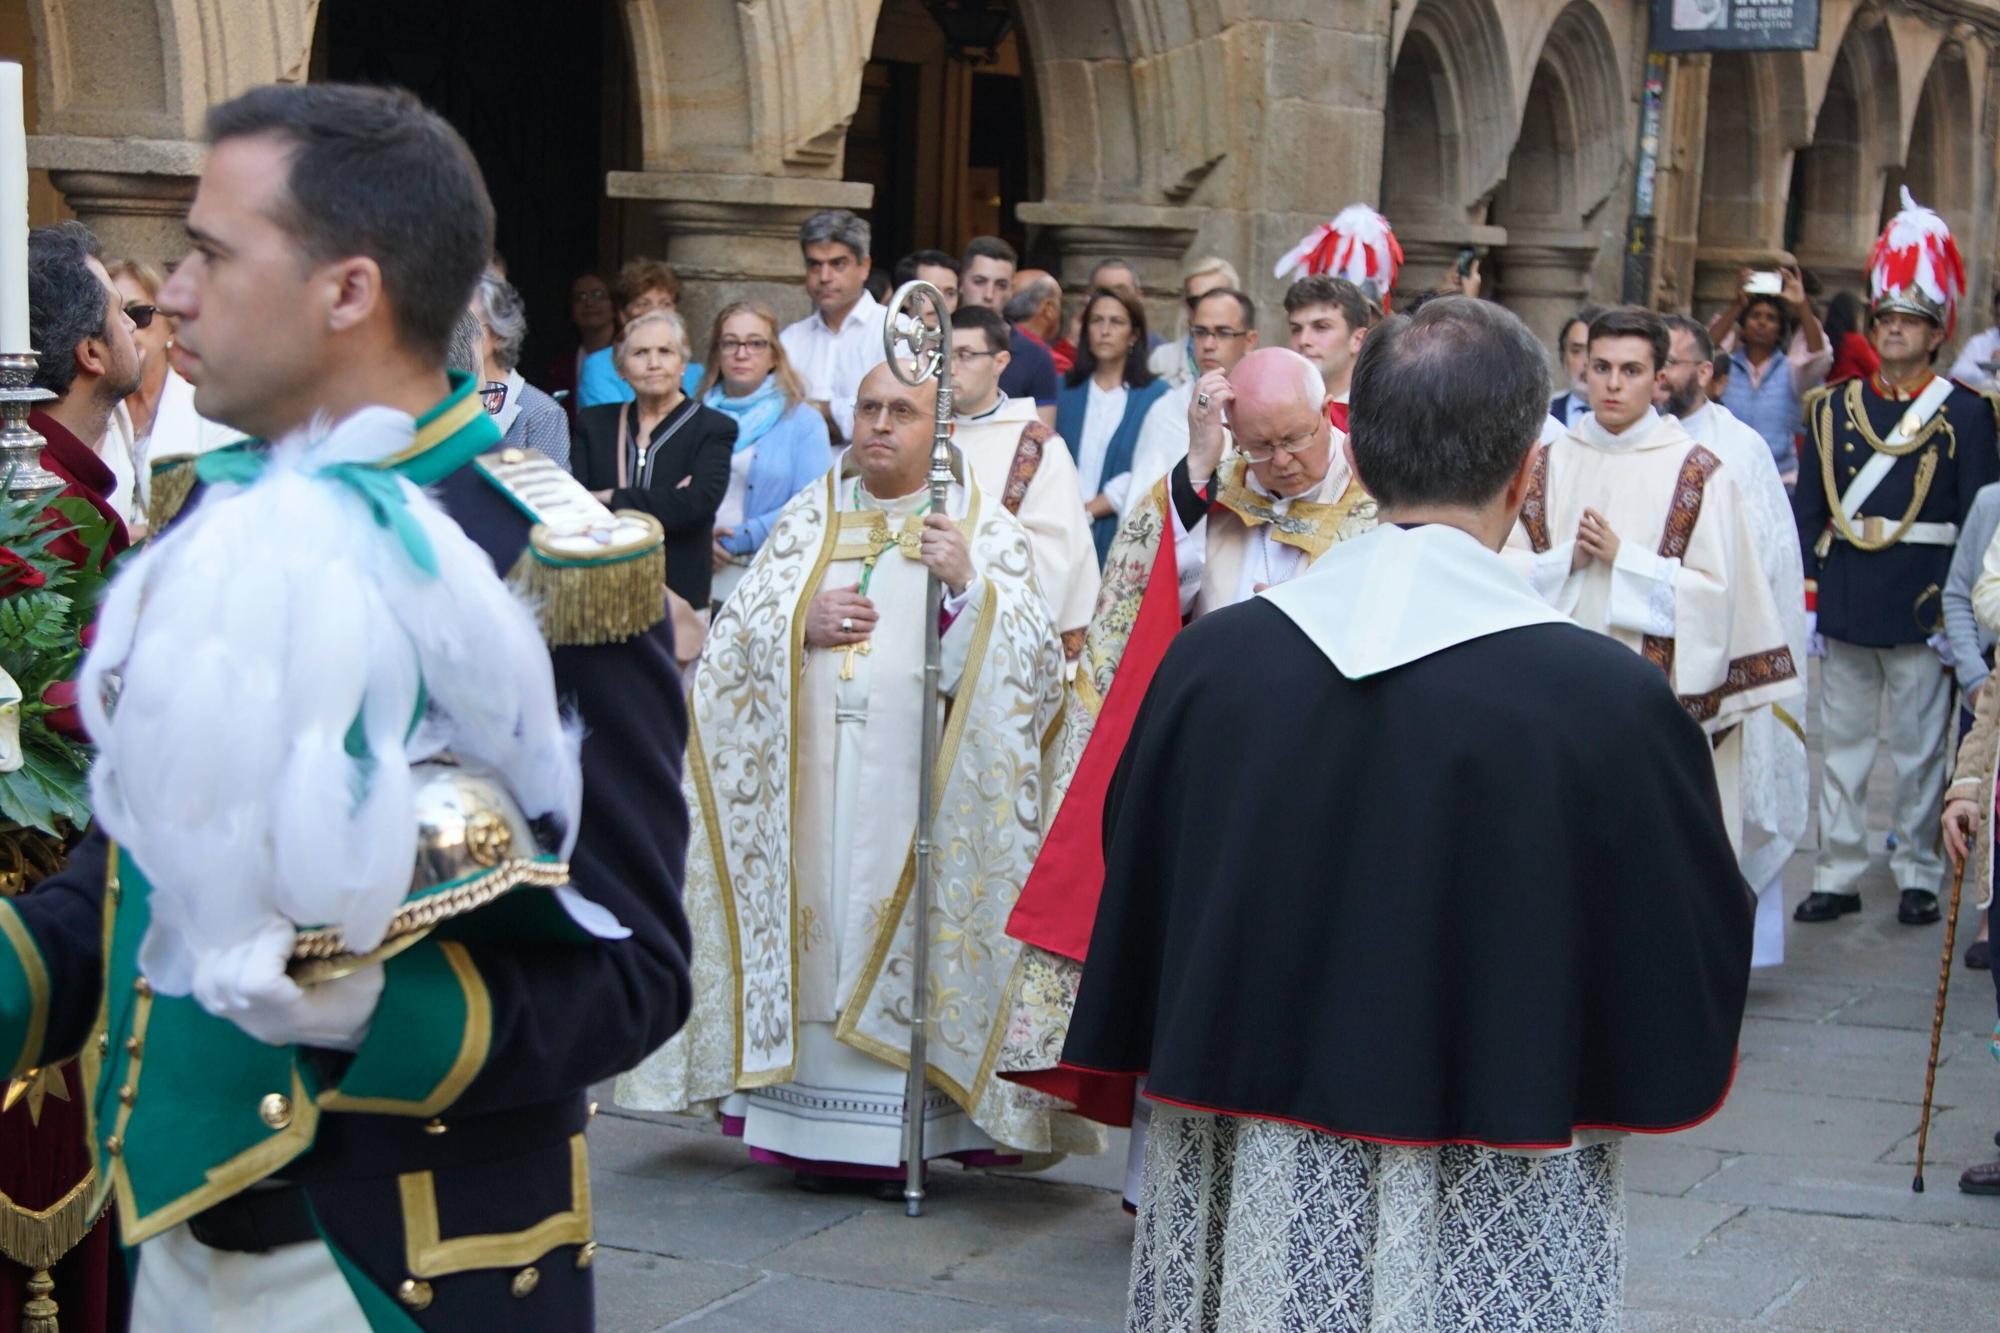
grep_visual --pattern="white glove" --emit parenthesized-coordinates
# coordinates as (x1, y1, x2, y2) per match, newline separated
(188, 919, 384, 1052)
(1805, 610, 1826, 660)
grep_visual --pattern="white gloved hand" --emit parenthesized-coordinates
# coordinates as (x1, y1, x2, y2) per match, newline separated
(188, 919, 384, 1052)
(1805, 610, 1826, 660)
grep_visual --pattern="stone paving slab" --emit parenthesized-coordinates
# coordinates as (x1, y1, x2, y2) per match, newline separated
(587, 704, 2000, 1329)
(655, 1272, 1118, 1332)
(597, 1249, 762, 1332)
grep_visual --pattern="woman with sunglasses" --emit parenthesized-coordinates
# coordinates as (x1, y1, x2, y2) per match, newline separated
(108, 258, 239, 529)
(697, 301, 832, 606)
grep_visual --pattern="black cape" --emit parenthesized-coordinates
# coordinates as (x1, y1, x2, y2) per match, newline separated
(1060, 599, 1753, 1148)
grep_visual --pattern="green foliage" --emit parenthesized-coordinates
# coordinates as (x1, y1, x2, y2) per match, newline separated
(0, 478, 122, 837)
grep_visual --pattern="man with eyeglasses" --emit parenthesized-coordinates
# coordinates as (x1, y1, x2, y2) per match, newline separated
(1505, 306, 1796, 865)
(623, 357, 1095, 1192)
(1655, 314, 1808, 968)
(1122, 287, 1260, 520)
(948, 305, 1099, 659)
(999, 348, 1377, 1210)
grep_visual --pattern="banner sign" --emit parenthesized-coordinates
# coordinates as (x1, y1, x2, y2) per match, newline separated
(1651, 0, 1820, 53)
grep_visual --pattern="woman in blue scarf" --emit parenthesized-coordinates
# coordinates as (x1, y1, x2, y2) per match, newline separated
(699, 302, 834, 605)
(1055, 287, 1168, 563)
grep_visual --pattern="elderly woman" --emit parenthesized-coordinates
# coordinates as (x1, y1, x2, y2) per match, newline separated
(574, 309, 735, 610)
(698, 301, 832, 605)
(577, 258, 704, 409)
(1056, 286, 1168, 562)
(471, 269, 571, 467)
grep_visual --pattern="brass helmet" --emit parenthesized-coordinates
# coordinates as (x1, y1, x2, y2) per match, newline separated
(290, 755, 571, 983)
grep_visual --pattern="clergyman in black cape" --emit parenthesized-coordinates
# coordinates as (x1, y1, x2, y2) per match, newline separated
(1060, 298, 1753, 1333)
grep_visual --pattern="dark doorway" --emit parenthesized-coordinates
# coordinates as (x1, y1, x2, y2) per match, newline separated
(313, 0, 632, 383)
(847, 1, 1039, 271)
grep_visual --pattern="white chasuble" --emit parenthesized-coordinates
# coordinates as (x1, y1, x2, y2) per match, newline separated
(1505, 408, 1798, 738)
(1677, 402, 1809, 964)
(952, 396, 1101, 641)
(616, 454, 1100, 1158)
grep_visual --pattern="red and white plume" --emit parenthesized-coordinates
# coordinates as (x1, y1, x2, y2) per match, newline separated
(1274, 204, 1404, 303)
(1868, 186, 1966, 335)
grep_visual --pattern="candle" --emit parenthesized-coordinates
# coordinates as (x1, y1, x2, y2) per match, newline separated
(0, 63, 26, 351)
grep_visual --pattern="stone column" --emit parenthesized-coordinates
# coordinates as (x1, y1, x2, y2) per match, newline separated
(606, 172, 874, 348)
(27, 136, 204, 264)
(1490, 230, 1599, 362)
(1014, 201, 1199, 341)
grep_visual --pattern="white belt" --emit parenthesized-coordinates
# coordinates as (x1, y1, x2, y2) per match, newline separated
(1832, 517, 1958, 547)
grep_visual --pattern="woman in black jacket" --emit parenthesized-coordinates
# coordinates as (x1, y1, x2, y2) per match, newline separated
(573, 310, 735, 609)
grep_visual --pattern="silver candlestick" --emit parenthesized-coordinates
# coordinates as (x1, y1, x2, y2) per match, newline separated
(0, 350, 63, 498)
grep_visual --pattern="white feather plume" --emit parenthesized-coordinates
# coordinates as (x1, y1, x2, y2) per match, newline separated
(79, 408, 580, 1001)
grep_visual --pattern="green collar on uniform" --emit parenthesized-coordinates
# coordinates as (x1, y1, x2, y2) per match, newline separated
(194, 372, 501, 489)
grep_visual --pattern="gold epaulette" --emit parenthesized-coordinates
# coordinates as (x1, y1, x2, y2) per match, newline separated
(473, 447, 666, 647)
(145, 453, 201, 535)
(1800, 380, 1840, 414)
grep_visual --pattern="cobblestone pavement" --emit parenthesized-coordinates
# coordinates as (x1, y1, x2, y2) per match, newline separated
(591, 695, 2000, 1331)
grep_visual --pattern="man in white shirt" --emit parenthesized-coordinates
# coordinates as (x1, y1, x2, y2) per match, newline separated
(779, 209, 886, 447)
(1123, 287, 1258, 518)
(1948, 288, 2000, 392)
(1284, 274, 1372, 438)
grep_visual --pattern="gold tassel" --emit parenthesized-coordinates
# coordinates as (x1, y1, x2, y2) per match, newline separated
(146, 457, 199, 536)
(508, 545, 668, 648)
(0, 1171, 108, 1274)
(21, 1267, 55, 1333)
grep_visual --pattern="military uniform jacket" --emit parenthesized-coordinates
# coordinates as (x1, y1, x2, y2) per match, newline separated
(0, 376, 694, 1330)
(1795, 373, 2000, 647)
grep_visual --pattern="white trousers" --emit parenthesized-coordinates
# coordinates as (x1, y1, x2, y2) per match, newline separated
(1814, 639, 1950, 897)
(131, 1222, 371, 1333)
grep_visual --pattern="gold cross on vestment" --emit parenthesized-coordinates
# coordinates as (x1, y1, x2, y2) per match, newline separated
(838, 638, 872, 681)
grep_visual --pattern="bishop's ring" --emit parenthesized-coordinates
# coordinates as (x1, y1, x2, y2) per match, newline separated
(841, 617, 854, 633)
(1196, 392, 1211, 408)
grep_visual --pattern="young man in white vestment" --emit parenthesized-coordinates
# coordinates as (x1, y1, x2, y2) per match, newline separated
(616, 360, 1099, 1190)
(947, 303, 1100, 659)
(1504, 305, 1799, 838)
(1655, 314, 1809, 966)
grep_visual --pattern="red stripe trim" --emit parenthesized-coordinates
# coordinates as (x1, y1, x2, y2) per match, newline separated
(1056, 1053, 1742, 1151)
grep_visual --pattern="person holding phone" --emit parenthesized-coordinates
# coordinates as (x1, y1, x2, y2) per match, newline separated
(1706, 264, 1830, 485)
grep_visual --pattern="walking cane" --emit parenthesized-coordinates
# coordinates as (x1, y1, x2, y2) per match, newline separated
(1913, 850, 1969, 1192)
(882, 280, 954, 1217)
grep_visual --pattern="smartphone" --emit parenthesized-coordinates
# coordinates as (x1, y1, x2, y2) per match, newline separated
(1744, 270, 1784, 296)
(1455, 247, 1478, 278)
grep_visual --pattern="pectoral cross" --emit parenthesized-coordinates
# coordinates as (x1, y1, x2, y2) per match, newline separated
(839, 638, 872, 681)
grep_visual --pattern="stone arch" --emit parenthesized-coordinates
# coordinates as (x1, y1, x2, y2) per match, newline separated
(1383, 0, 1514, 226)
(1788, 10, 1900, 291)
(1688, 44, 1810, 315)
(1491, 2, 1622, 233)
(1897, 41, 1973, 227)
(1488, 2, 1625, 359)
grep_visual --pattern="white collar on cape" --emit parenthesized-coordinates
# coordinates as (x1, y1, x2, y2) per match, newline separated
(1260, 521, 1569, 679)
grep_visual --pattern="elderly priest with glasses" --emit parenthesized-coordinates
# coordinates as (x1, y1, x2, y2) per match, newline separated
(1058, 297, 1753, 1331)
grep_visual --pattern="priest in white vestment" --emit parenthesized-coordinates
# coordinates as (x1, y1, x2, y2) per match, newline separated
(1122, 287, 1260, 519)
(616, 361, 1098, 1188)
(1505, 307, 1798, 841)
(1657, 315, 1808, 967)
(947, 305, 1100, 657)
(998, 347, 1377, 1209)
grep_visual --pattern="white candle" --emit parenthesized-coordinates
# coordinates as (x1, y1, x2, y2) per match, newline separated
(0, 63, 27, 352)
